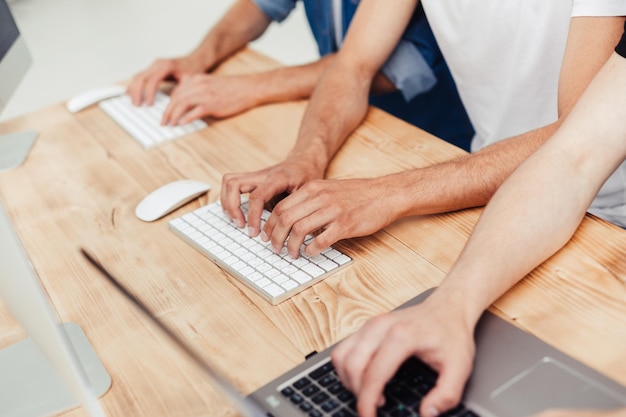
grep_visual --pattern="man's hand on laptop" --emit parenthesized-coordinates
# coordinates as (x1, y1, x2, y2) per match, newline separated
(330, 296, 476, 417)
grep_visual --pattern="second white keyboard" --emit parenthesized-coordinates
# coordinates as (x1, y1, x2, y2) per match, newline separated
(99, 92, 207, 148)
(168, 199, 352, 305)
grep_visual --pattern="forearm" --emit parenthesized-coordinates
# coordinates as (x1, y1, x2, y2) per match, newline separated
(287, 58, 373, 174)
(283, 0, 416, 173)
(238, 55, 336, 108)
(386, 122, 560, 218)
(431, 52, 626, 324)
(435, 148, 591, 322)
(243, 54, 398, 108)
(189, 0, 271, 71)
(395, 16, 625, 217)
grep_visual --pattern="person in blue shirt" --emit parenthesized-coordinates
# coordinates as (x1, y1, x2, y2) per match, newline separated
(126, 0, 474, 150)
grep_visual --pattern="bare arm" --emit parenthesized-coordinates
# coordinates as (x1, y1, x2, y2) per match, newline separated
(387, 47, 626, 417)
(285, 0, 418, 173)
(162, 52, 398, 124)
(385, 16, 626, 219)
(187, 0, 272, 71)
(438, 50, 626, 326)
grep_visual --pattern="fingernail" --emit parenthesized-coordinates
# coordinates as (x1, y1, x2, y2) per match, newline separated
(260, 231, 269, 242)
(248, 227, 255, 237)
(426, 407, 439, 417)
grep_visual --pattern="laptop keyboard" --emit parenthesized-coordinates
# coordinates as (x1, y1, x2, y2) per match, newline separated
(99, 92, 207, 148)
(168, 198, 352, 305)
(279, 358, 480, 417)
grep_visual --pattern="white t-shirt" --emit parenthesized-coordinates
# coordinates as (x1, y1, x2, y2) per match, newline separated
(421, 0, 626, 226)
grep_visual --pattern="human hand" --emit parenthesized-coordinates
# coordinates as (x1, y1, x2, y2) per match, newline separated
(530, 408, 626, 417)
(161, 73, 258, 125)
(330, 297, 476, 417)
(262, 177, 401, 258)
(126, 55, 207, 107)
(220, 157, 325, 240)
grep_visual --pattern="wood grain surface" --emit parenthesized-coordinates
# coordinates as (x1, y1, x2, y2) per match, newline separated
(0, 48, 624, 417)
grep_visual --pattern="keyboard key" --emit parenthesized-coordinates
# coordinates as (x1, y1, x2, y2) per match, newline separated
(321, 400, 340, 412)
(300, 402, 314, 412)
(290, 394, 304, 405)
(319, 374, 338, 387)
(302, 385, 321, 397)
(312, 392, 330, 405)
(309, 361, 335, 380)
(334, 255, 352, 265)
(337, 391, 355, 403)
(264, 283, 285, 297)
(332, 409, 356, 417)
(390, 406, 412, 417)
(292, 270, 313, 284)
(328, 382, 345, 395)
(280, 387, 294, 397)
(281, 280, 299, 291)
(294, 378, 312, 389)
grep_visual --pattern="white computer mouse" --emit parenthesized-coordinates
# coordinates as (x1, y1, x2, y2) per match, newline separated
(66, 85, 126, 113)
(135, 179, 211, 222)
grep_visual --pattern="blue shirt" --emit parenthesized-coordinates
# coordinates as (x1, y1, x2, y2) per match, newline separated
(254, 0, 474, 150)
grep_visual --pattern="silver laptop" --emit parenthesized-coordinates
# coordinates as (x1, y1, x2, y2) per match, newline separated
(82, 250, 626, 417)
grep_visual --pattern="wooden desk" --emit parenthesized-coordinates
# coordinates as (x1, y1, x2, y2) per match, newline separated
(0, 49, 625, 417)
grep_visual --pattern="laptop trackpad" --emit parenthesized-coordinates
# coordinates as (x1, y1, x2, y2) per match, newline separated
(489, 357, 623, 417)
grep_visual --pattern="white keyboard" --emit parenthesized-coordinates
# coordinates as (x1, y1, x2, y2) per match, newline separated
(99, 92, 207, 148)
(168, 199, 352, 305)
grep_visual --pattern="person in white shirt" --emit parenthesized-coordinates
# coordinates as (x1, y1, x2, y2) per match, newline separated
(220, 1, 626, 262)
(331, 25, 626, 417)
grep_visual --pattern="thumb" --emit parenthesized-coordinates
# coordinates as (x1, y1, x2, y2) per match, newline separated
(420, 362, 471, 417)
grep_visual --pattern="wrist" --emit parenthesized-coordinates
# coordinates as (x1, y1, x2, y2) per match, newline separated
(287, 140, 332, 179)
(427, 280, 490, 331)
(240, 73, 272, 107)
(188, 47, 217, 72)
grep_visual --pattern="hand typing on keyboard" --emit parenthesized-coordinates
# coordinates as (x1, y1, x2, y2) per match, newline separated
(221, 156, 325, 254)
(126, 55, 207, 107)
(222, 164, 403, 259)
(261, 177, 402, 258)
(161, 73, 262, 126)
(330, 289, 476, 417)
